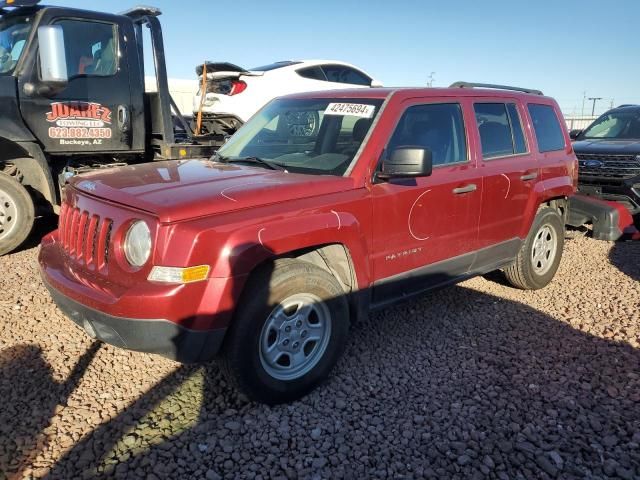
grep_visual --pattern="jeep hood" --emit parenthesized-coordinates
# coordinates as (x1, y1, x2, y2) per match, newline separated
(69, 159, 355, 223)
(573, 139, 640, 155)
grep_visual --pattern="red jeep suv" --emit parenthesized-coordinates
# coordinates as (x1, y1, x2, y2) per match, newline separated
(39, 83, 577, 403)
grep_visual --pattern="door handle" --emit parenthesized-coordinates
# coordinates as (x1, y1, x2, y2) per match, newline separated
(452, 184, 477, 194)
(520, 172, 538, 181)
(117, 105, 130, 133)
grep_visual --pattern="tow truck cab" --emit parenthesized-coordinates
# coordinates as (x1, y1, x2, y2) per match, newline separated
(0, 0, 215, 256)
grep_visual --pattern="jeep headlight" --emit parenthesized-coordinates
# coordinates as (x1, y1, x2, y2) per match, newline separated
(123, 220, 151, 267)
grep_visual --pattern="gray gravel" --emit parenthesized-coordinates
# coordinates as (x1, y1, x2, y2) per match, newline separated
(1, 234, 639, 479)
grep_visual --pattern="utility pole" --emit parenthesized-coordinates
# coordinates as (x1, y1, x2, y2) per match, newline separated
(427, 72, 435, 88)
(588, 97, 602, 116)
(581, 91, 586, 117)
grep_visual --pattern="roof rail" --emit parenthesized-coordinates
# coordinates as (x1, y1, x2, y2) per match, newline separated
(617, 104, 638, 108)
(120, 5, 162, 19)
(449, 81, 543, 96)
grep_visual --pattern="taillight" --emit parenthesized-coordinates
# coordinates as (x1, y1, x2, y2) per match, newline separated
(229, 80, 247, 96)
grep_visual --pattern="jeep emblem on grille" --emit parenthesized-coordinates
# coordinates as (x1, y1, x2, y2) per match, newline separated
(78, 180, 97, 191)
(582, 160, 604, 168)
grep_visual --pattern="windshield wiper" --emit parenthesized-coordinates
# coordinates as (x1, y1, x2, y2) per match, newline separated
(210, 151, 228, 162)
(224, 156, 287, 171)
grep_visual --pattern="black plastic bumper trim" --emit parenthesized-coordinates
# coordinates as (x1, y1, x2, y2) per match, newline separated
(43, 278, 226, 363)
(567, 194, 624, 241)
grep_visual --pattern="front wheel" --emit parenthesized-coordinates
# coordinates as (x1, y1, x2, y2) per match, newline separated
(220, 259, 350, 404)
(0, 171, 35, 256)
(504, 206, 564, 290)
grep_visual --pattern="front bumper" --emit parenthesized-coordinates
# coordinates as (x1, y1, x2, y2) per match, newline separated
(38, 230, 239, 363)
(43, 276, 226, 363)
(578, 175, 640, 215)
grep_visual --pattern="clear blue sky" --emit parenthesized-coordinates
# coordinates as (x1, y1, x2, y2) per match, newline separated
(45, 0, 639, 116)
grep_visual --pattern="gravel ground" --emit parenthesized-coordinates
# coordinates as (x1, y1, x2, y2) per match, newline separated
(0, 232, 639, 480)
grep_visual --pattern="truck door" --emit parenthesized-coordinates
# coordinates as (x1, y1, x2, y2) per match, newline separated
(371, 98, 482, 304)
(18, 11, 137, 153)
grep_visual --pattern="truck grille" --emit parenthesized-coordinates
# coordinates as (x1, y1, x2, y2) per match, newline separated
(577, 153, 640, 185)
(58, 203, 112, 271)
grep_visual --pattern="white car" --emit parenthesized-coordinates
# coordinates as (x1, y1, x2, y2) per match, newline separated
(192, 60, 382, 136)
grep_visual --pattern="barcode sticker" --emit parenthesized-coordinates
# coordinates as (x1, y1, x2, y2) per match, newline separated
(324, 103, 376, 118)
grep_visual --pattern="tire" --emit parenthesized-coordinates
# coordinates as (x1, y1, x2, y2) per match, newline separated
(0, 171, 35, 256)
(220, 258, 350, 404)
(504, 206, 564, 290)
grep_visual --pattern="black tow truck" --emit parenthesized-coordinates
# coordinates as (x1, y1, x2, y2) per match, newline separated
(0, 0, 221, 255)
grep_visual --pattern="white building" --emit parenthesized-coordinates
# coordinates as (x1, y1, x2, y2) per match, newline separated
(145, 77, 198, 117)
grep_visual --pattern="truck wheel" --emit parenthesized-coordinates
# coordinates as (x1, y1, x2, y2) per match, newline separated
(220, 258, 350, 404)
(504, 206, 564, 290)
(0, 171, 35, 256)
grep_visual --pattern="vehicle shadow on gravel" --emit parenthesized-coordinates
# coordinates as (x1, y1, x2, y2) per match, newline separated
(609, 240, 640, 282)
(44, 278, 640, 479)
(0, 342, 100, 479)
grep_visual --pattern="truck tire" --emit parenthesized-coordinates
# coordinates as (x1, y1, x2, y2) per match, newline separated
(220, 258, 350, 404)
(504, 206, 564, 290)
(0, 171, 35, 256)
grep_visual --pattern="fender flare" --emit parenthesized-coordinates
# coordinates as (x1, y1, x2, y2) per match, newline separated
(519, 177, 573, 238)
(209, 210, 372, 290)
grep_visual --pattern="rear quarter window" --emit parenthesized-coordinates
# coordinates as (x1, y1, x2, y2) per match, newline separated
(296, 66, 326, 81)
(527, 104, 565, 152)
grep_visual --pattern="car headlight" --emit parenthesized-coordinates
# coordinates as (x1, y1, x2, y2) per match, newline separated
(123, 220, 151, 267)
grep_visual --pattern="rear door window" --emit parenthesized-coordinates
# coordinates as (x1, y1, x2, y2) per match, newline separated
(474, 103, 528, 159)
(507, 104, 527, 154)
(388, 103, 467, 166)
(527, 104, 566, 152)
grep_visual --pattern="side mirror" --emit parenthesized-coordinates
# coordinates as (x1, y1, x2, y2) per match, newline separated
(370, 79, 384, 88)
(569, 129, 582, 140)
(379, 146, 433, 180)
(37, 25, 68, 92)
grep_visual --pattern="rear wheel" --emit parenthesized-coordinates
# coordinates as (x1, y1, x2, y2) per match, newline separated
(220, 259, 349, 404)
(504, 206, 564, 290)
(0, 170, 35, 256)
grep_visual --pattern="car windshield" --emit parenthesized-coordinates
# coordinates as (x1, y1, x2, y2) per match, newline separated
(0, 14, 33, 75)
(581, 110, 640, 140)
(216, 97, 385, 176)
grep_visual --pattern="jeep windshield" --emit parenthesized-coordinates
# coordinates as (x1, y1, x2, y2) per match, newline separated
(581, 110, 640, 140)
(216, 97, 384, 176)
(0, 13, 33, 75)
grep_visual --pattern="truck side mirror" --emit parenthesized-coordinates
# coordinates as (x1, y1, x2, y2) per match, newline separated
(378, 146, 433, 180)
(37, 25, 68, 91)
(569, 129, 582, 140)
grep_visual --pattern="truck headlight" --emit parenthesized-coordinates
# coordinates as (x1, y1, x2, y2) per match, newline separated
(123, 220, 151, 267)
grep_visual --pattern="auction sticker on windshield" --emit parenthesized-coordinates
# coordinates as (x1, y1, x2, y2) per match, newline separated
(324, 103, 375, 118)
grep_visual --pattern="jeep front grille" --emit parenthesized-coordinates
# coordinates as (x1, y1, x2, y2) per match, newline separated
(58, 203, 112, 271)
(577, 153, 640, 185)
